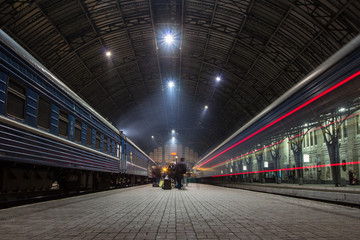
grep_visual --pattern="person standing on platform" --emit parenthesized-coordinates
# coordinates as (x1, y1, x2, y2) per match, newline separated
(152, 166, 158, 187)
(168, 162, 175, 180)
(175, 158, 187, 190)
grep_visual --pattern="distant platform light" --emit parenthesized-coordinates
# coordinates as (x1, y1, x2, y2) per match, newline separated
(172, 129, 175, 134)
(106, 51, 111, 57)
(168, 81, 175, 88)
(172, 136, 175, 140)
(205, 105, 208, 109)
(339, 107, 346, 112)
(151, 136, 154, 139)
(164, 33, 174, 45)
(216, 76, 221, 81)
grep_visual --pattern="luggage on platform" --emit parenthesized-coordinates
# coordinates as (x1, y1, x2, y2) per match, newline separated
(162, 179, 171, 190)
(159, 179, 164, 188)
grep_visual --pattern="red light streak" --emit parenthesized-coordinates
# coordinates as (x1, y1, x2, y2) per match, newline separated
(211, 112, 360, 168)
(211, 139, 285, 168)
(197, 70, 360, 168)
(211, 161, 360, 178)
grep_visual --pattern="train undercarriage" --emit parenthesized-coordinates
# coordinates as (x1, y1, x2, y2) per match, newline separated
(0, 161, 150, 206)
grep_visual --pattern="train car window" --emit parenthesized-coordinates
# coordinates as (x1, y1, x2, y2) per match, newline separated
(130, 152, 133, 162)
(103, 136, 108, 153)
(314, 130, 318, 145)
(357, 115, 360, 135)
(6, 78, 25, 120)
(58, 110, 68, 138)
(86, 126, 92, 147)
(74, 119, 82, 143)
(37, 97, 51, 130)
(117, 144, 120, 158)
(310, 131, 313, 146)
(95, 132, 100, 150)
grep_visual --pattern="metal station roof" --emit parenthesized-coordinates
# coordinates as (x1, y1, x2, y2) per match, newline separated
(1, 0, 359, 156)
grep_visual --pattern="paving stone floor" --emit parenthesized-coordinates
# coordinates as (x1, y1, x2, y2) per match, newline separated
(0, 183, 360, 240)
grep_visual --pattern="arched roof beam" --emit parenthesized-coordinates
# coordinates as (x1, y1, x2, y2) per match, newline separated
(149, 0, 169, 138)
(176, 0, 185, 132)
(225, 6, 292, 108)
(183, 57, 266, 117)
(115, 0, 164, 140)
(210, 0, 254, 99)
(251, 0, 354, 104)
(76, 60, 138, 94)
(33, 1, 119, 109)
(78, 0, 161, 143)
(182, 27, 289, 107)
(49, 25, 146, 71)
(192, 0, 218, 103)
(279, 0, 350, 49)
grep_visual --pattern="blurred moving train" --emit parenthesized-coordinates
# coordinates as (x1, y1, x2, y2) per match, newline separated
(194, 34, 360, 187)
(0, 30, 156, 195)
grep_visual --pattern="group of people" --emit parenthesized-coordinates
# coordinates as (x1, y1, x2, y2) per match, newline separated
(152, 158, 189, 190)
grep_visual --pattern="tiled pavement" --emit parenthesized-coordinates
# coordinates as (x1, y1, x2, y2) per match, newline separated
(0, 183, 359, 239)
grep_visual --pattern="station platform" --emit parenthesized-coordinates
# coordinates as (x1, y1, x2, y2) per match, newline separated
(210, 182, 360, 206)
(0, 183, 360, 240)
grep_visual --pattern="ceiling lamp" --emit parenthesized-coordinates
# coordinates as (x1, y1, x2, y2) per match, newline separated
(164, 33, 174, 45)
(168, 81, 175, 88)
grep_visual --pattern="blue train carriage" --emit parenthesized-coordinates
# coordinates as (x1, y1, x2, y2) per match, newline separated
(123, 136, 157, 185)
(0, 29, 131, 194)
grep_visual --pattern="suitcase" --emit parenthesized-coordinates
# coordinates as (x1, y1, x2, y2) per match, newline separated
(159, 179, 164, 188)
(162, 179, 172, 190)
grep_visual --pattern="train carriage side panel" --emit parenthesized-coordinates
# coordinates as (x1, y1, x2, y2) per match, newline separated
(68, 113, 75, 142)
(24, 88, 37, 127)
(81, 121, 86, 146)
(0, 71, 6, 115)
(124, 137, 156, 177)
(107, 137, 110, 155)
(121, 136, 126, 173)
(0, 35, 120, 144)
(0, 116, 120, 172)
(100, 133, 104, 153)
(0, 33, 122, 174)
(91, 128, 96, 149)
(50, 103, 59, 136)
